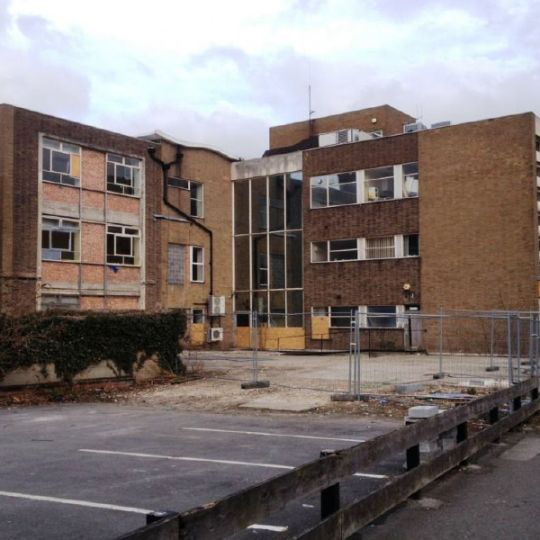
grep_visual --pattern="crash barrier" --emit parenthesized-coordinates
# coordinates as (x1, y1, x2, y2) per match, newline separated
(116, 377, 540, 539)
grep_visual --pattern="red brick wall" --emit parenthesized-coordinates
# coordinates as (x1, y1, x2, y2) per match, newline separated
(270, 105, 415, 149)
(0, 104, 162, 314)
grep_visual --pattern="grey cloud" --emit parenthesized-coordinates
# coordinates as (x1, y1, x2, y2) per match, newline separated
(0, 5, 91, 119)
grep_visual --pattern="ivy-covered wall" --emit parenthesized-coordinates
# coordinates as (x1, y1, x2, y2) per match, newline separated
(0, 310, 186, 383)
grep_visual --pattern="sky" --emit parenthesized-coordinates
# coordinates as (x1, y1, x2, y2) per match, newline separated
(1, 0, 539, 158)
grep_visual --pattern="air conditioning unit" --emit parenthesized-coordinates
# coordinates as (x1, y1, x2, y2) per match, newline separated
(208, 327, 224, 342)
(336, 129, 350, 144)
(403, 122, 427, 133)
(367, 187, 379, 201)
(209, 295, 226, 316)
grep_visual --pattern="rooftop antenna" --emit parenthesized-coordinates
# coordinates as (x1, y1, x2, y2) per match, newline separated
(308, 84, 315, 137)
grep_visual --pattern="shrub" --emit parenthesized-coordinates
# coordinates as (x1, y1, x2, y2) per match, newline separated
(0, 310, 186, 383)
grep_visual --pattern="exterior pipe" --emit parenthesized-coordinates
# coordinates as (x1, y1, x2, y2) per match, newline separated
(147, 147, 214, 296)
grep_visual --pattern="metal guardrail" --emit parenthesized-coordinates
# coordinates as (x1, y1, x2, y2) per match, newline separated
(117, 377, 540, 540)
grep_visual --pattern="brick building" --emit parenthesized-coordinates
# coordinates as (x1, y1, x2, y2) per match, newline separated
(232, 105, 540, 352)
(2, 102, 539, 352)
(0, 105, 234, 348)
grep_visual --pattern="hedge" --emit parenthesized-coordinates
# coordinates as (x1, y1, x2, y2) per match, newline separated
(0, 310, 186, 383)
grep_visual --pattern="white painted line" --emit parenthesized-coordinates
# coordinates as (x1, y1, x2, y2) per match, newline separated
(79, 449, 295, 470)
(248, 524, 288, 532)
(182, 427, 365, 443)
(353, 472, 389, 479)
(302, 503, 315, 508)
(0, 490, 152, 514)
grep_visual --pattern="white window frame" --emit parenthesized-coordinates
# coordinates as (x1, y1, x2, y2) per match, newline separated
(41, 216, 80, 262)
(106, 153, 141, 196)
(364, 165, 395, 203)
(365, 236, 396, 260)
(107, 225, 140, 266)
(192, 308, 205, 324)
(41, 137, 81, 187)
(190, 246, 205, 283)
(190, 181, 204, 218)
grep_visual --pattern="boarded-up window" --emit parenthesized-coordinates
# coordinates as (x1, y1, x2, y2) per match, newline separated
(168, 244, 184, 285)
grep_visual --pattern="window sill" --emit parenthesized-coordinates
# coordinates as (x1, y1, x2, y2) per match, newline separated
(42, 179, 80, 189)
(106, 263, 142, 268)
(311, 256, 420, 264)
(42, 258, 80, 263)
(190, 280, 206, 284)
(107, 189, 142, 200)
(310, 195, 419, 211)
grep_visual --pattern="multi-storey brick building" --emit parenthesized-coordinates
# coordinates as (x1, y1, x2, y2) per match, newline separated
(0, 105, 234, 348)
(2, 102, 539, 352)
(232, 105, 540, 352)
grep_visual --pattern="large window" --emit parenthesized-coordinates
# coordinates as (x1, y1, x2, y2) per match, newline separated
(330, 306, 357, 328)
(41, 138, 81, 186)
(364, 166, 394, 202)
(310, 172, 357, 208)
(367, 306, 397, 328)
(402, 162, 419, 198)
(312, 239, 358, 262)
(365, 236, 395, 259)
(190, 182, 203, 217)
(107, 154, 141, 196)
(190, 246, 204, 282)
(403, 234, 419, 257)
(233, 171, 303, 327)
(42, 217, 80, 261)
(107, 225, 140, 265)
(41, 294, 80, 311)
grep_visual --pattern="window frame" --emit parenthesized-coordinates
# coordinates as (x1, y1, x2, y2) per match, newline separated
(364, 165, 395, 203)
(192, 308, 205, 324)
(310, 172, 358, 209)
(190, 181, 204, 218)
(41, 216, 81, 262)
(190, 246, 205, 283)
(41, 137, 81, 187)
(365, 236, 396, 260)
(106, 153, 141, 197)
(106, 224, 140, 266)
(367, 306, 397, 328)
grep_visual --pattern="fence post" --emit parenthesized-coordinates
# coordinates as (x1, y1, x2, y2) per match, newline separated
(434, 306, 445, 379)
(486, 314, 499, 372)
(241, 311, 269, 389)
(507, 313, 514, 386)
(320, 450, 340, 520)
(516, 315, 521, 383)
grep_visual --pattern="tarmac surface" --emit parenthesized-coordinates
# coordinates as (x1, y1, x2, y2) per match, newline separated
(0, 403, 398, 539)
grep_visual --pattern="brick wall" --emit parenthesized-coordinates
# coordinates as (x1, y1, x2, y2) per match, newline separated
(0, 104, 162, 314)
(419, 114, 537, 314)
(154, 141, 234, 349)
(270, 105, 415, 149)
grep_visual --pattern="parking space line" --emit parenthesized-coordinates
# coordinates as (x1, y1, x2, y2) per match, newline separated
(0, 490, 152, 514)
(79, 449, 295, 470)
(248, 524, 288, 532)
(182, 427, 365, 443)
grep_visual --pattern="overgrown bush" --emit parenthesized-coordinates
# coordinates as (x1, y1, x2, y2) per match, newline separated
(0, 310, 186, 383)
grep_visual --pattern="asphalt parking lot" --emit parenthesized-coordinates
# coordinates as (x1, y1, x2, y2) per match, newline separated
(0, 404, 399, 539)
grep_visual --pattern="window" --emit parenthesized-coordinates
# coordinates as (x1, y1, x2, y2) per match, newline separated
(403, 234, 419, 257)
(107, 154, 141, 196)
(41, 294, 80, 311)
(107, 225, 140, 265)
(168, 177, 190, 189)
(190, 182, 203, 217)
(42, 217, 80, 261)
(41, 137, 80, 186)
(330, 306, 357, 328)
(192, 309, 204, 324)
(366, 236, 395, 259)
(311, 239, 358, 262)
(310, 172, 357, 208)
(190, 246, 204, 282)
(167, 244, 184, 285)
(367, 306, 397, 328)
(402, 162, 419, 198)
(364, 166, 394, 202)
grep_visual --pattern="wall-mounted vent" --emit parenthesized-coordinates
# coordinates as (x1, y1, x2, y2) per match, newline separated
(208, 327, 224, 342)
(209, 295, 226, 316)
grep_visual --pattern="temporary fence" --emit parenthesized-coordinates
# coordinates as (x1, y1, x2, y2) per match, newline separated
(183, 309, 540, 395)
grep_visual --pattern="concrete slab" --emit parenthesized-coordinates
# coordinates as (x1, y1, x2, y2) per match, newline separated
(240, 395, 329, 412)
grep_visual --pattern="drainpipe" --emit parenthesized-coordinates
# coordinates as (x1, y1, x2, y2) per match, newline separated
(147, 146, 214, 296)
